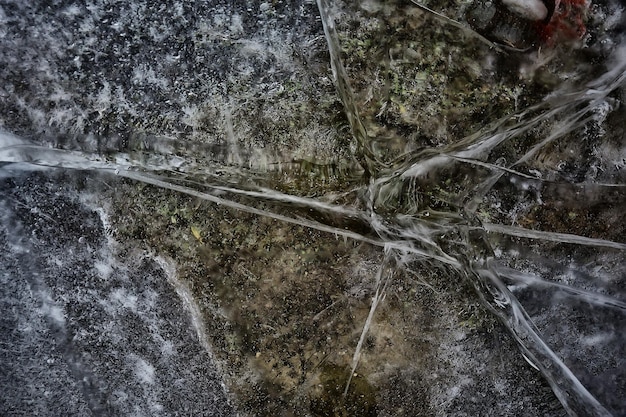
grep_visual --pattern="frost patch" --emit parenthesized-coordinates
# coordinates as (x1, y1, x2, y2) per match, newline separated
(94, 260, 113, 280)
(41, 302, 66, 325)
(132, 65, 169, 89)
(229, 14, 244, 35)
(581, 332, 615, 347)
(110, 288, 138, 312)
(38, 290, 66, 325)
(132, 356, 156, 385)
(159, 339, 175, 357)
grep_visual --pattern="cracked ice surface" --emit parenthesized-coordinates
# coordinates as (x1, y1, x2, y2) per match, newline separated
(1, 0, 625, 416)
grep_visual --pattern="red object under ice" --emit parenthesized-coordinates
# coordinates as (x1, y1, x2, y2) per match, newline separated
(537, 0, 589, 45)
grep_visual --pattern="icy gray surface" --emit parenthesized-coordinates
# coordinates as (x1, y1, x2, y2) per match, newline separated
(0, 0, 347, 168)
(0, 170, 235, 416)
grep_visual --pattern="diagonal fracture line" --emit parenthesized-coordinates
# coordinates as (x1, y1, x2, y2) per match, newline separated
(208, 184, 367, 220)
(316, 0, 380, 173)
(121, 171, 462, 267)
(448, 155, 626, 188)
(0, 139, 462, 267)
(496, 266, 626, 311)
(483, 223, 626, 250)
(408, 0, 502, 50)
(476, 267, 613, 416)
(344, 248, 393, 397)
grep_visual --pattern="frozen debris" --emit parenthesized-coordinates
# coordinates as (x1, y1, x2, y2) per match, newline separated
(502, 0, 549, 21)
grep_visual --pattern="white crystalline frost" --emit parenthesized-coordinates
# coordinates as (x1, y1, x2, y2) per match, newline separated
(94, 260, 113, 280)
(134, 356, 156, 385)
(110, 288, 138, 312)
(502, 0, 548, 21)
(43, 304, 66, 325)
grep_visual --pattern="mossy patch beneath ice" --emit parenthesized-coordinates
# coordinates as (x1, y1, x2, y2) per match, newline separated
(104, 176, 553, 416)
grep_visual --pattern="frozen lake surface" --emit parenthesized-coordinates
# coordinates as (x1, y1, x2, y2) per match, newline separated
(1, 1, 625, 416)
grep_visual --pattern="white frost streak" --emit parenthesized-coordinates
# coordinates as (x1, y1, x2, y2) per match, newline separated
(154, 256, 216, 358)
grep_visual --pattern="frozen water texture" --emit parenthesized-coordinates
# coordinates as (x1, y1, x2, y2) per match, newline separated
(1, 0, 625, 416)
(0, 173, 235, 416)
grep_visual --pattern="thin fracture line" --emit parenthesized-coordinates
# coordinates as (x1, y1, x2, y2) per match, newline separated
(483, 223, 626, 250)
(121, 171, 463, 267)
(496, 266, 626, 311)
